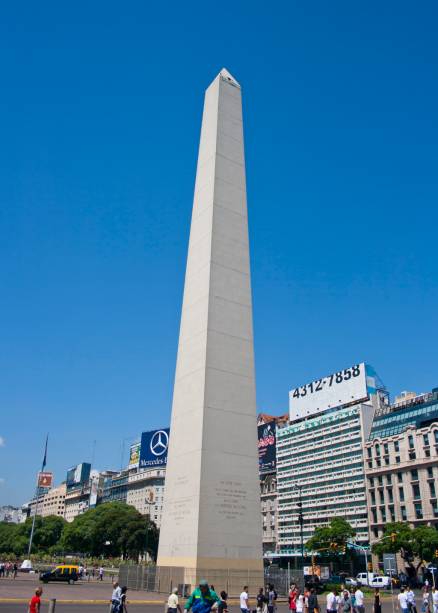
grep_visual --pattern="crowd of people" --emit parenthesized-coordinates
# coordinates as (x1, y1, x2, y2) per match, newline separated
(0, 560, 18, 578)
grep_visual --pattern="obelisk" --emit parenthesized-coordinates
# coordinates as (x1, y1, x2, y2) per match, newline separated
(158, 69, 262, 576)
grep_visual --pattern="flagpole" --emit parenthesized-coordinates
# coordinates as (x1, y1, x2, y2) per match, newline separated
(27, 434, 48, 557)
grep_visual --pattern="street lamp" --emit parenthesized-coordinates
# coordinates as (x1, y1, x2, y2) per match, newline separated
(292, 484, 304, 572)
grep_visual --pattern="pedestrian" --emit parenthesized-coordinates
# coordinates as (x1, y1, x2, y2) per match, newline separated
(0, 562, 4, 578)
(111, 581, 122, 613)
(168, 587, 182, 613)
(119, 586, 128, 613)
(408, 587, 418, 613)
(99, 566, 104, 581)
(29, 587, 43, 613)
(327, 589, 338, 613)
(289, 585, 298, 613)
(184, 580, 221, 613)
(257, 588, 267, 613)
(399, 588, 410, 613)
(12, 562, 18, 579)
(354, 587, 364, 613)
(240, 585, 250, 613)
(373, 589, 381, 613)
(296, 590, 305, 613)
(218, 591, 228, 613)
(341, 590, 352, 613)
(308, 588, 320, 613)
(431, 588, 438, 613)
(268, 584, 277, 613)
(422, 589, 430, 613)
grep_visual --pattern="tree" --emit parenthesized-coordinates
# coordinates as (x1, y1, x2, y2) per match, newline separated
(372, 522, 438, 576)
(305, 517, 356, 553)
(61, 502, 159, 560)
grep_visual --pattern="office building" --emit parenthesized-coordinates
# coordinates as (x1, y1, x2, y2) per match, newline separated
(276, 363, 387, 558)
(365, 387, 438, 543)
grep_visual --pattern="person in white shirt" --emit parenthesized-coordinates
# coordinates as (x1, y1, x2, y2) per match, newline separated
(407, 588, 417, 613)
(398, 588, 409, 613)
(168, 588, 182, 613)
(296, 591, 305, 613)
(354, 588, 364, 613)
(431, 588, 438, 613)
(111, 581, 122, 613)
(240, 586, 249, 613)
(327, 590, 338, 613)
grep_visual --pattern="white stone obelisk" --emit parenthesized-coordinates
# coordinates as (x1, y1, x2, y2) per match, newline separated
(157, 69, 262, 574)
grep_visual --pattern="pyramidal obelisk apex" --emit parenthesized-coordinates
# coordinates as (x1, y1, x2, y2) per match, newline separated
(157, 69, 262, 574)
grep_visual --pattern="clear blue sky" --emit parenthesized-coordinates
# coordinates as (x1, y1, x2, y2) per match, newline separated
(1, 1, 437, 506)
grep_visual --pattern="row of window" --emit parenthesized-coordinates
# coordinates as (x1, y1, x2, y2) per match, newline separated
(370, 481, 436, 506)
(369, 466, 435, 487)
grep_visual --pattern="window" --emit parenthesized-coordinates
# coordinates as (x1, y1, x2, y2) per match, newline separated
(394, 441, 400, 452)
(369, 477, 375, 487)
(430, 482, 436, 498)
(415, 503, 423, 519)
(371, 491, 376, 505)
(389, 505, 396, 521)
(412, 484, 421, 499)
(378, 476, 383, 486)
(376, 458, 381, 467)
(424, 434, 430, 446)
(367, 448, 372, 458)
(399, 487, 405, 502)
(433, 502, 438, 518)
(409, 449, 416, 460)
(395, 455, 400, 463)
(397, 473, 403, 483)
(426, 448, 431, 458)
(435, 430, 438, 445)
(379, 490, 385, 504)
(411, 469, 419, 481)
(386, 474, 392, 485)
(384, 443, 389, 454)
(388, 488, 394, 503)
(381, 507, 387, 522)
(428, 467, 434, 479)
(375, 444, 381, 456)
(372, 509, 378, 523)
(401, 506, 407, 521)
(373, 528, 379, 538)
(384, 456, 390, 465)
(408, 435, 415, 449)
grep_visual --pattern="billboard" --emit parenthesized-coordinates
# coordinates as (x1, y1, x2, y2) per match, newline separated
(289, 362, 368, 420)
(128, 442, 140, 469)
(258, 422, 276, 474)
(38, 472, 53, 488)
(66, 462, 91, 487)
(139, 428, 170, 469)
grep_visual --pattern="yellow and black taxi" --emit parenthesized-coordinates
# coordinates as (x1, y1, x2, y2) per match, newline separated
(40, 564, 79, 584)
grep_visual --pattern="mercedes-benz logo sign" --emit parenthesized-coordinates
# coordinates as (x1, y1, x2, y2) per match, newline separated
(150, 430, 169, 456)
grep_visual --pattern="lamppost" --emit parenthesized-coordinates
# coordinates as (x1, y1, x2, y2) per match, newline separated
(292, 484, 304, 571)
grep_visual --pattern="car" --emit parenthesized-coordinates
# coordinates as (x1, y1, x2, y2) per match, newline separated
(369, 576, 391, 589)
(40, 565, 79, 585)
(344, 577, 358, 587)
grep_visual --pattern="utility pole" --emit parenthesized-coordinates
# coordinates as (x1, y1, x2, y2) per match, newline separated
(296, 485, 304, 571)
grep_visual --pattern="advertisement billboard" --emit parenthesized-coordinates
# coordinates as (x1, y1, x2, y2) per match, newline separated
(139, 428, 170, 469)
(128, 442, 141, 469)
(38, 472, 53, 488)
(258, 422, 276, 474)
(289, 362, 368, 420)
(66, 462, 91, 487)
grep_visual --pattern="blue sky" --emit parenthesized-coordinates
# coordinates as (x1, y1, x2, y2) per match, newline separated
(1, 1, 437, 505)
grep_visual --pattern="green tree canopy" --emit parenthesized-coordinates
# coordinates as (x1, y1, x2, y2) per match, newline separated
(305, 517, 356, 553)
(372, 522, 438, 575)
(60, 502, 158, 560)
(0, 515, 68, 556)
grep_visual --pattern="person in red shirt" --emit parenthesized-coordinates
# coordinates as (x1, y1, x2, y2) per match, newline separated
(29, 587, 43, 613)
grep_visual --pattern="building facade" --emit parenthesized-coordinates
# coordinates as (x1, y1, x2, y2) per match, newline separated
(277, 403, 375, 556)
(365, 388, 438, 543)
(126, 468, 166, 527)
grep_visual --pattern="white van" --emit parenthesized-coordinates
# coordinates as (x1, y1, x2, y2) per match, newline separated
(356, 573, 391, 588)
